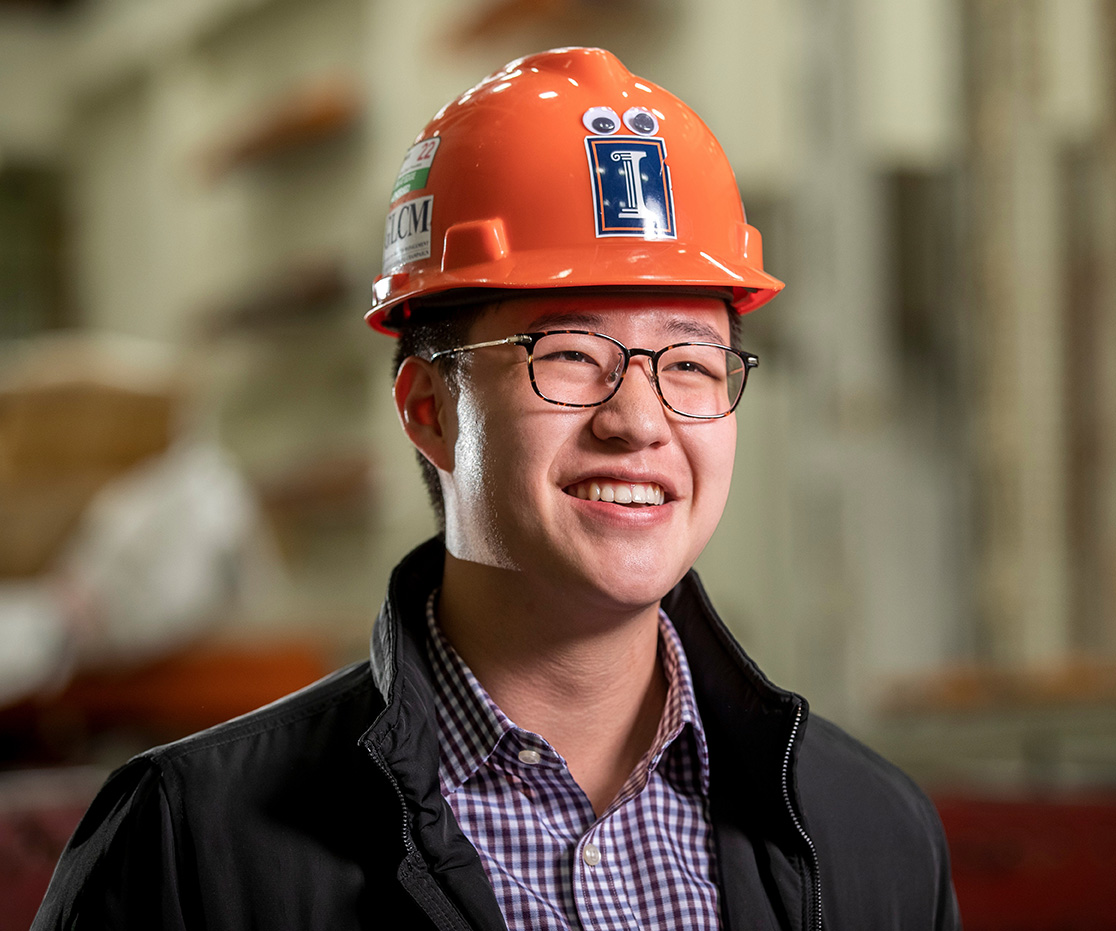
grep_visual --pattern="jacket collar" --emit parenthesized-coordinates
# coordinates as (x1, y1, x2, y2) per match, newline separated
(364, 537, 811, 870)
(663, 571, 809, 848)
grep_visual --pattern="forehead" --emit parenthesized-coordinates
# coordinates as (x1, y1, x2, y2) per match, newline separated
(471, 292, 733, 344)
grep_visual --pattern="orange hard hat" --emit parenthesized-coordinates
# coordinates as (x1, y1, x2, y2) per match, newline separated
(366, 47, 784, 334)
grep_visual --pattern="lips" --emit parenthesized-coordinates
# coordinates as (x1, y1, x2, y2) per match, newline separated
(565, 480, 666, 506)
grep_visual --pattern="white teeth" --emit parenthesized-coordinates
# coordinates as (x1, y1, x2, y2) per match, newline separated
(570, 481, 665, 506)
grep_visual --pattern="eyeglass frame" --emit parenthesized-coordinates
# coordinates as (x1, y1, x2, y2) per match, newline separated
(428, 329, 759, 420)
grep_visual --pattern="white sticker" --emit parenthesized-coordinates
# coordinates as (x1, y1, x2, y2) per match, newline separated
(391, 138, 441, 203)
(382, 195, 434, 272)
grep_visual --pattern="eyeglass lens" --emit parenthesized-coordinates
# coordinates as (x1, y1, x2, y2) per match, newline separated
(529, 333, 746, 417)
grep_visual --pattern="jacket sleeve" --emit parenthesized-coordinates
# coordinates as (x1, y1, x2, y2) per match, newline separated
(32, 758, 191, 931)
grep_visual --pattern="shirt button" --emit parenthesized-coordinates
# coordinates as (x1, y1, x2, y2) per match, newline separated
(517, 749, 541, 765)
(582, 843, 601, 866)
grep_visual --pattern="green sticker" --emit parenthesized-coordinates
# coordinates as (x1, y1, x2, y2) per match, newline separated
(390, 138, 441, 204)
(392, 167, 431, 202)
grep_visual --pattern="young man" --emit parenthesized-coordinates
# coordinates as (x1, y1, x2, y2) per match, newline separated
(36, 48, 959, 930)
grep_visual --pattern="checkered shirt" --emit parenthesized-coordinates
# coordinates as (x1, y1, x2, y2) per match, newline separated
(425, 591, 721, 931)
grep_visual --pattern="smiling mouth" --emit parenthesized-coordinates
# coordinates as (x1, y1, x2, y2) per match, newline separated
(565, 480, 666, 506)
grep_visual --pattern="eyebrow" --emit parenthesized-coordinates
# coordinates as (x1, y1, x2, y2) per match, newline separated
(525, 312, 727, 345)
(662, 318, 726, 343)
(526, 311, 605, 330)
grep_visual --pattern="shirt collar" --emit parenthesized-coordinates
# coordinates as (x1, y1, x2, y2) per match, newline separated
(654, 604, 711, 796)
(425, 589, 711, 798)
(425, 589, 513, 795)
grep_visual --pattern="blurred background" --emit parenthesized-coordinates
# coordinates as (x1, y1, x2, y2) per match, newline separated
(1, 0, 1114, 927)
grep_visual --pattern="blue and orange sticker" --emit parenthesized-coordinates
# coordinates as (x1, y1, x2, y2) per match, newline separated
(582, 106, 675, 240)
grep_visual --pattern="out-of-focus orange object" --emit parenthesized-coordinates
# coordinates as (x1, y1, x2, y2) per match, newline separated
(0, 636, 333, 758)
(885, 661, 1116, 712)
(205, 75, 361, 179)
(41, 637, 332, 736)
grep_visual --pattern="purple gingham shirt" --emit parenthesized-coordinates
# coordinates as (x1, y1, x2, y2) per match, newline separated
(425, 591, 721, 931)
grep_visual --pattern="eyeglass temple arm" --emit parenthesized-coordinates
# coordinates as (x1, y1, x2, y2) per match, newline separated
(429, 334, 531, 362)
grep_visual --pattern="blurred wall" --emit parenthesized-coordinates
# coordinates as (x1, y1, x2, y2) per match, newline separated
(1, 0, 1114, 789)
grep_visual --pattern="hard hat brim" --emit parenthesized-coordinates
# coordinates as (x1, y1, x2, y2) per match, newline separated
(367, 244, 784, 334)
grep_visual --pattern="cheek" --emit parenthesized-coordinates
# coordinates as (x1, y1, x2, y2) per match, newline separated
(452, 389, 540, 508)
(447, 391, 529, 568)
(693, 418, 737, 514)
(451, 392, 524, 523)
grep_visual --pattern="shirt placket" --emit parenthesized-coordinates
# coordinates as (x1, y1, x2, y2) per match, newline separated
(427, 594, 719, 931)
(572, 811, 643, 931)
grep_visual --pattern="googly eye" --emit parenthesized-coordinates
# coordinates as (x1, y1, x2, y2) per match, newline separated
(622, 107, 659, 135)
(582, 106, 621, 135)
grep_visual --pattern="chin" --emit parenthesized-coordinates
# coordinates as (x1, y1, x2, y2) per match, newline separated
(563, 545, 692, 611)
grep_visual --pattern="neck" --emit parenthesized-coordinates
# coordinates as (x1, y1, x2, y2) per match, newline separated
(438, 552, 668, 816)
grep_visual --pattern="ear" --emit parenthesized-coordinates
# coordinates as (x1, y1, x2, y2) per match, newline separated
(393, 356, 456, 473)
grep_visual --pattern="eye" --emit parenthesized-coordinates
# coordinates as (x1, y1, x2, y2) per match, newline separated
(622, 107, 659, 135)
(661, 345, 730, 381)
(665, 359, 717, 378)
(539, 349, 598, 365)
(582, 106, 621, 135)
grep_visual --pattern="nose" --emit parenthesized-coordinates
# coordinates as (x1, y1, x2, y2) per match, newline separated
(590, 358, 671, 448)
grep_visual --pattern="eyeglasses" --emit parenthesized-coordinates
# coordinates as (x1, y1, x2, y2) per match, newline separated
(429, 330, 758, 419)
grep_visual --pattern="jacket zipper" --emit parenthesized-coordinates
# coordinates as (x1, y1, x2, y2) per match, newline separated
(364, 739, 417, 857)
(781, 704, 822, 931)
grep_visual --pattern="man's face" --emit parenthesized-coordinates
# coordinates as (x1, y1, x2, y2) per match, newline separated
(436, 292, 738, 612)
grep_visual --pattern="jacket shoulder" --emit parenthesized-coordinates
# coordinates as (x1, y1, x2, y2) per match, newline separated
(138, 659, 388, 837)
(799, 714, 940, 834)
(797, 714, 959, 930)
(34, 661, 401, 929)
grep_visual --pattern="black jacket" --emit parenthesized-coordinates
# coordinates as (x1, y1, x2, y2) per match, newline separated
(35, 538, 959, 930)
